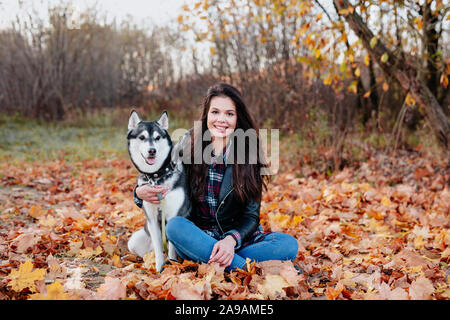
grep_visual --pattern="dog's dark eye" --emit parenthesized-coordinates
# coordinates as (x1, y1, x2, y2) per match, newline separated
(139, 136, 145, 140)
(155, 136, 161, 141)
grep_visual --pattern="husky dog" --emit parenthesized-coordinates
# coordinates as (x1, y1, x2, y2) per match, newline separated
(127, 110, 191, 272)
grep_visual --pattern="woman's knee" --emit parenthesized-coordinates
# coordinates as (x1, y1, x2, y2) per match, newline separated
(275, 232, 298, 260)
(166, 216, 191, 242)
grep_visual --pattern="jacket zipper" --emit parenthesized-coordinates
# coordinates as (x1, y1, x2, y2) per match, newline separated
(215, 188, 234, 234)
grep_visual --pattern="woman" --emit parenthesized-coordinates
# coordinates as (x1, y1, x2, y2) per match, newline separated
(134, 83, 298, 271)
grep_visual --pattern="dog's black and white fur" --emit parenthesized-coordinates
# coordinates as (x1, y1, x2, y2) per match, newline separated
(127, 110, 191, 272)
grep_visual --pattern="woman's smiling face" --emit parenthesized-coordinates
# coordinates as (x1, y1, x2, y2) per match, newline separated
(207, 96, 237, 142)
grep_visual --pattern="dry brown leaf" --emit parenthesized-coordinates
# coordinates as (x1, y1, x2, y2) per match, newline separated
(95, 277, 127, 300)
(409, 277, 435, 300)
(256, 274, 289, 299)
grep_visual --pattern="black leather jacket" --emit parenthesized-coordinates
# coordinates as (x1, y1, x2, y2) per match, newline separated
(133, 163, 261, 250)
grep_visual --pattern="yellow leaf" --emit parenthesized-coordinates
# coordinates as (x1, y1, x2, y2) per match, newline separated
(348, 81, 358, 94)
(354, 67, 361, 77)
(414, 235, 426, 249)
(269, 213, 291, 229)
(363, 91, 371, 98)
(382, 82, 389, 92)
(290, 215, 304, 226)
(111, 254, 122, 268)
(7, 260, 46, 292)
(209, 47, 216, 55)
(370, 37, 378, 49)
(381, 52, 389, 63)
(303, 204, 316, 216)
(323, 74, 332, 85)
(440, 74, 448, 88)
(405, 92, 416, 106)
(29, 205, 45, 218)
(246, 257, 256, 274)
(78, 246, 103, 259)
(414, 16, 423, 31)
(299, 23, 310, 36)
(203, 0, 209, 10)
(30, 281, 71, 300)
(364, 54, 370, 66)
(315, 48, 321, 59)
(349, 53, 354, 63)
(381, 196, 391, 207)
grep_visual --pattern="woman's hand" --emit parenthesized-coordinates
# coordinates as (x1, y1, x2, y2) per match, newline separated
(208, 235, 236, 268)
(136, 184, 169, 204)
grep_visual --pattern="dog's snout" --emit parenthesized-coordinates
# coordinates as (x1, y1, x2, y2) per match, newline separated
(148, 148, 157, 156)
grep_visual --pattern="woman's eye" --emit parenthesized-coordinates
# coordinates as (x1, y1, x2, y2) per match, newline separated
(227, 113, 234, 116)
(211, 111, 218, 114)
(139, 136, 145, 140)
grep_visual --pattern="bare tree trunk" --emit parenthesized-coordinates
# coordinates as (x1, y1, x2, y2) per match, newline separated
(333, 0, 449, 150)
(421, 2, 441, 103)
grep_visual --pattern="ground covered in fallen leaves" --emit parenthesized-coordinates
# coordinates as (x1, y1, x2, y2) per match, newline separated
(0, 149, 448, 300)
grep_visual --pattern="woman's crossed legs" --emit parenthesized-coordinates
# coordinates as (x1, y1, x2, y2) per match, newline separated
(166, 216, 298, 271)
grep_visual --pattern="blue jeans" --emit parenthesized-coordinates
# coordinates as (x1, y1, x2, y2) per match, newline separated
(166, 216, 298, 271)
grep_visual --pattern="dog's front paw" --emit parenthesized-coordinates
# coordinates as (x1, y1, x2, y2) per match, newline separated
(155, 257, 165, 273)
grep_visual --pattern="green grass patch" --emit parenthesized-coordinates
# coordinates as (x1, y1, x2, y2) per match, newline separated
(0, 121, 127, 162)
(0, 111, 196, 163)
(0, 113, 128, 163)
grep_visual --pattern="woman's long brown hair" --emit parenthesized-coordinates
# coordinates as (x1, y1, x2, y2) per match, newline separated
(186, 83, 269, 204)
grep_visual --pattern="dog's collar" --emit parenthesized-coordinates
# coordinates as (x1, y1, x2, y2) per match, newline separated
(144, 159, 176, 181)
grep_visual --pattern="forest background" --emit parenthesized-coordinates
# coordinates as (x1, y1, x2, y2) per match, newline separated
(0, 0, 449, 300)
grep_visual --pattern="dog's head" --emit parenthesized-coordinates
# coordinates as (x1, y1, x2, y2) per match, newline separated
(127, 110, 173, 174)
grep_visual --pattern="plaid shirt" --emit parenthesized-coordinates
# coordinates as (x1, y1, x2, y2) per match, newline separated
(196, 143, 266, 249)
(197, 147, 227, 235)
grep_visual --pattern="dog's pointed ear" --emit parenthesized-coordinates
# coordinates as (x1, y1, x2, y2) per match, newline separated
(157, 111, 169, 130)
(128, 110, 141, 131)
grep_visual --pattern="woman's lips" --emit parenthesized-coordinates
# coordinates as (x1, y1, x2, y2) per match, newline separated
(214, 124, 228, 132)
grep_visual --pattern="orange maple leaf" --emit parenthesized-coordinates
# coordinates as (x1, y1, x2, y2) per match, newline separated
(29, 205, 45, 218)
(325, 282, 344, 300)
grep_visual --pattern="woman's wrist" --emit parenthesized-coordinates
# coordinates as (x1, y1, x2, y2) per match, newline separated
(135, 185, 143, 199)
(224, 235, 237, 247)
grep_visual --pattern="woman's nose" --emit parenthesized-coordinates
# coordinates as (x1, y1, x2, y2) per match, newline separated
(217, 113, 226, 121)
